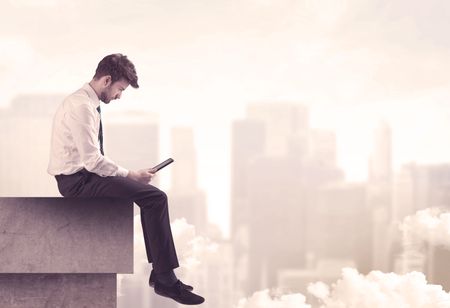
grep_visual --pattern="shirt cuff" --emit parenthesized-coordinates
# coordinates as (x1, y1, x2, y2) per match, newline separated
(116, 166, 129, 177)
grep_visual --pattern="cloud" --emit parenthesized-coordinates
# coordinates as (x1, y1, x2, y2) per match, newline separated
(235, 289, 311, 308)
(307, 281, 329, 300)
(171, 217, 219, 270)
(236, 268, 450, 308)
(311, 268, 450, 308)
(400, 208, 450, 248)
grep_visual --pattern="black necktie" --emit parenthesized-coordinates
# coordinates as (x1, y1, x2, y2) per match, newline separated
(96, 106, 104, 155)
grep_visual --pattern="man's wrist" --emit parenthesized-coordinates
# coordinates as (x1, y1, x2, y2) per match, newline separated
(117, 166, 129, 177)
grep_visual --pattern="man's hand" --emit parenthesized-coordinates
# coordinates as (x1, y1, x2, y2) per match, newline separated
(127, 169, 155, 184)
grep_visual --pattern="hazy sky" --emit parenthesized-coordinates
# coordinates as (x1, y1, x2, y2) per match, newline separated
(2, 0, 450, 235)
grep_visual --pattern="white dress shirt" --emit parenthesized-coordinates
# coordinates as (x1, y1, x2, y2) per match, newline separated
(48, 83, 128, 177)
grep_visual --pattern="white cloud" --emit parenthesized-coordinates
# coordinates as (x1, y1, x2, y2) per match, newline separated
(171, 217, 218, 270)
(400, 208, 450, 248)
(236, 289, 311, 308)
(311, 268, 450, 308)
(236, 268, 450, 308)
(307, 281, 329, 300)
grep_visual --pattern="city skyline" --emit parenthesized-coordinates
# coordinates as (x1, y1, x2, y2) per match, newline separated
(3, 93, 450, 237)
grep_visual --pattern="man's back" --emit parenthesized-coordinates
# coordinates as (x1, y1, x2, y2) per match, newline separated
(48, 83, 127, 178)
(48, 85, 95, 176)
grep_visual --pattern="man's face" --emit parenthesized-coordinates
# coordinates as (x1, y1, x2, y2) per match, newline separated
(100, 78, 130, 104)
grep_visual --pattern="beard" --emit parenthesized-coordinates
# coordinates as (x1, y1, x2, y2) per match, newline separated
(99, 86, 114, 103)
(99, 90, 111, 103)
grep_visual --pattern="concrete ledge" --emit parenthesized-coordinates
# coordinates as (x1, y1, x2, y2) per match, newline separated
(0, 273, 116, 308)
(0, 197, 133, 273)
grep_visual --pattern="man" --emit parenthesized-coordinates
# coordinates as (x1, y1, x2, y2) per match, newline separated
(48, 53, 204, 305)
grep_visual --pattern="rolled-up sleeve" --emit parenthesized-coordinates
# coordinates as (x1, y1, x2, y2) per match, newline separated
(67, 100, 129, 177)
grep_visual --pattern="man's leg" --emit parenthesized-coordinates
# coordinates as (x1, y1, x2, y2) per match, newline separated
(55, 169, 179, 272)
(134, 189, 179, 272)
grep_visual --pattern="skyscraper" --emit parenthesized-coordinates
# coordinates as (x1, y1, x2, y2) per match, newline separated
(369, 120, 392, 184)
(168, 127, 207, 233)
(368, 120, 393, 271)
(231, 119, 266, 237)
(231, 118, 266, 297)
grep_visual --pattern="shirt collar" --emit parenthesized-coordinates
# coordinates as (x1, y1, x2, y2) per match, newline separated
(82, 83, 101, 108)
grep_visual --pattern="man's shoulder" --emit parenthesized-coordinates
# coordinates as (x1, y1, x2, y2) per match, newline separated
(63, 87, 94, 109)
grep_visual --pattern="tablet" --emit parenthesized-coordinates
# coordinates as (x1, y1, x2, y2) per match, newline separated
(151, 158, 174, 172)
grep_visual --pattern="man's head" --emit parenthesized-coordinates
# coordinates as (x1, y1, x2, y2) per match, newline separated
(91, 53, 139, 103)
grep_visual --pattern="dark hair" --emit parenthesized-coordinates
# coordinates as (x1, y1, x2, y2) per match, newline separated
(93, 53, 139, 88)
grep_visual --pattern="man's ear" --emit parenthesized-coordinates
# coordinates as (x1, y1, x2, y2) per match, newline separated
(103, 75, 112, 87)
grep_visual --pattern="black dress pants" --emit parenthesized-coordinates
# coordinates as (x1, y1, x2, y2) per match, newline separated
(55, 169, 179, 273)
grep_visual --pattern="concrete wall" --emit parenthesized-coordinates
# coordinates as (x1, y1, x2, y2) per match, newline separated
(0, 274, 116, 308)
(0, 197, 134, 308)
(0, 197, 133, 273)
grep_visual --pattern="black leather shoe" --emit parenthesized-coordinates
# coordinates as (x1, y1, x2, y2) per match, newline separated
(149, 271, 194, 291)
(154, 280, 205, 305)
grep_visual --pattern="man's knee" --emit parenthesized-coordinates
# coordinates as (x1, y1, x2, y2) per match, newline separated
(139, 187, 168, 209)
(155, 189, 168, 204)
